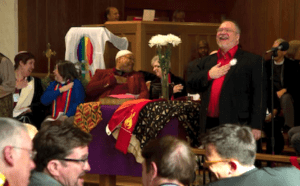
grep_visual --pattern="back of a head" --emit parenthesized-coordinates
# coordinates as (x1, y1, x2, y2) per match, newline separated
(56, 60, 79, 81)
(142, 136, 195, 185)
(33, 123, 92, 172)
(286, 40, 300, 59)
(0, 118, 27, 158)
(201, 124, 256, 166)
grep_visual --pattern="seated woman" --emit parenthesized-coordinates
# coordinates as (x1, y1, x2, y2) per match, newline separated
(41, 60, 85, 122)
(149, 55, 187, 100)
(13, 52, 47, 129)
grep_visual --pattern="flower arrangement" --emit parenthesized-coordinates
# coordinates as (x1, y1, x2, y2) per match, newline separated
(149, 34, 181, 100)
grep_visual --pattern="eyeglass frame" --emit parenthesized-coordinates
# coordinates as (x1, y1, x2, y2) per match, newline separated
(58, 157, 89, 166)
(12, 146, 37, 159)
(203, 158, 231, 167)
(216, 28, 237, 33)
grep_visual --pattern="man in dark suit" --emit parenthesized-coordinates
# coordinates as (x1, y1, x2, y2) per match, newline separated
(188, 20, 266, 139)
(202, 124, 300, 186)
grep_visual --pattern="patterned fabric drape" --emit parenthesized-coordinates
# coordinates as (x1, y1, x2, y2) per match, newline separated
(134, 100, 201, 148)
(74, 102, 102, 133)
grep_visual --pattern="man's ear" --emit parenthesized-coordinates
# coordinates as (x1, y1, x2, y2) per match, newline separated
(150, 161, 158, 181)
(3, 146, 14, 166)
(46, 160, 61, 177)
(229, 160, 238, 175)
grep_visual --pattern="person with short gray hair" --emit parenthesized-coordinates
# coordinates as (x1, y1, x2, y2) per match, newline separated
(202, 124, 300, 186)
(142, 136, 196, 186)
(0, 118, 36, 186)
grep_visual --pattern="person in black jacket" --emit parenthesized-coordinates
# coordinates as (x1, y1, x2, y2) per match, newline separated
(265, 38, 300, 129)
(202, 124, 300, 186)
(13, 52, 48, 129)
(188, 20, 267, 139)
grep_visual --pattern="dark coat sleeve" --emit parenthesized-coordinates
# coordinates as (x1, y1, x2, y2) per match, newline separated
(187, 55, 217, 93)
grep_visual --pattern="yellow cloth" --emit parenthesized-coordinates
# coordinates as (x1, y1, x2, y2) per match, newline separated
(0, 172, 6, 186)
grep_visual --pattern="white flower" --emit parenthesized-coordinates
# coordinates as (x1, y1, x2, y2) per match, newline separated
(148, 34, 181, 48)
(149, 34, 168, 48)
(165, 34, 181, 47)
(230, 58, 237, 66)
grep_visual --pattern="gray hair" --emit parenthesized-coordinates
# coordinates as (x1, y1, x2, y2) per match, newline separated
(151, 55, 171, 68)
(201, 124, 256, 166)
(142, 136, 196, 185)
(0, 118, 28, 158)
(222, 20, 241, 34)
(286, 40, 300, 59)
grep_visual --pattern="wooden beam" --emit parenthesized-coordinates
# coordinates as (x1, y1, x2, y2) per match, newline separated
(191, 148, 300, 163)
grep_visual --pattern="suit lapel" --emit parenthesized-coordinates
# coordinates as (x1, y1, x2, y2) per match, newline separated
(223, 49, 243, 85)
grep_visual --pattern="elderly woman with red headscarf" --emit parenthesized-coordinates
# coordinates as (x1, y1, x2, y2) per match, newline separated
(41, 60, 85, 122)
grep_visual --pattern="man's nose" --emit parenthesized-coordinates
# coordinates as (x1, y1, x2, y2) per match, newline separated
(85, 161, 91, 171)
(30, 159, 36, 170)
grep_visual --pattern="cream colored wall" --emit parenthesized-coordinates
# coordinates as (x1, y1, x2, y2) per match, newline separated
(0, 0, 18, 64)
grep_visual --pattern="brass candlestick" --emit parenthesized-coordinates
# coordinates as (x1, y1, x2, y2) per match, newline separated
(43, 43, 56, 77)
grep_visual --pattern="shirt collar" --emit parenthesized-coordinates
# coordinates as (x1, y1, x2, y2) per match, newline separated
(274, 58, 284, 65)
(113, 67, 134, 76)
(217, 45, 239, 59)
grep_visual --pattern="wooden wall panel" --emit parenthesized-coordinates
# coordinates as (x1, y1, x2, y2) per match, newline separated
(19, 0, 123, 75)
(295, 0, 300, 39)
(281, 0, 295, 41)
(226, 0, 299, 56)
(124, 0, 226, 22)
(19, 0, 300, 75)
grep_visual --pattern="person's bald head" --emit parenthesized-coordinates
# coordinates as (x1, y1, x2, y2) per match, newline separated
(106, 7, 120, 21)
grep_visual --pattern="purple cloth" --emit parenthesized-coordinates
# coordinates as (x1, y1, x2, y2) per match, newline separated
(88, 105, 179, 177)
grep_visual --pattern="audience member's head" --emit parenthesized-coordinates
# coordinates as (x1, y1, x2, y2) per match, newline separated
(198, 40, 209, 58)
(151, 55, 162, 78)
(14, 51, 35, 77)
(105, 7, 120, 21)
(216, 20, 241, 53)
(53, 60, 79, 83)
(115, 50, 135, 73)
(286, 40, 300, 60)
(141, 136, 196, 186)
(33, 124, 92, 186)
(272, 38, 287, 62)
(201, 124, 256, 179)
(172, 10, 185, 22)
(151, 55, 171, 79)
(0, 118, 35, 186)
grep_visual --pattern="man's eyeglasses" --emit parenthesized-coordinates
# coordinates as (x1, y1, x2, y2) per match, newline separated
(59, 157, 89, 166)
(13, 146, 37, 159)
(216, 28, 236, 33)
(203, 158, 230, 167)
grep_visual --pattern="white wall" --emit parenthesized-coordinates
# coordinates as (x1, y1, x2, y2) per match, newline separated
(0, 0, 18, 64)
